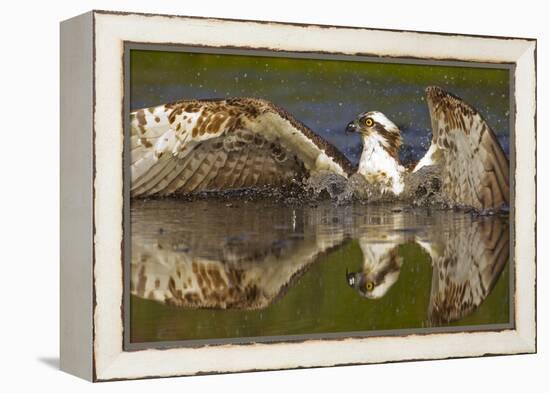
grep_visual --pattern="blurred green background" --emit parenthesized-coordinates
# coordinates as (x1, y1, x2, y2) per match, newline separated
(130, 49, 511, 165)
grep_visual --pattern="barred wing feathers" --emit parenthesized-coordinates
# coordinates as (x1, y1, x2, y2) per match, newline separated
(419, 215, 509, 324)
(130, 98, 354, 197)
(424, 86, 510, 210)
(130, 204, 348, 309)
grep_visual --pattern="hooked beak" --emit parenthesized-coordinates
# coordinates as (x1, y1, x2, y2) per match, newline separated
(346, 268, 358, 287)
(345, 121, 358, 133)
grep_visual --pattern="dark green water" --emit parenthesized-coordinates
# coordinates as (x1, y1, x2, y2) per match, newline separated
(130, 199, 509, 344)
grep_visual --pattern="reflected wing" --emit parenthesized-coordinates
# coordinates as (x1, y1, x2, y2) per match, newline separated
(131, 240, 347, 310)
(417, 86, 509, 210)
(418, 215, 509, 325)
(131, 98, 353, 197)
(130, 200, 348, 309)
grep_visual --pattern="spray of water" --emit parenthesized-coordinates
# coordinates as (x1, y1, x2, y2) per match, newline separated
(144, 167, 502, 214)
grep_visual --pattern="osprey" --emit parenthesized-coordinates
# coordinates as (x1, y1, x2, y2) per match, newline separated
(346, 86, 510, 210)
(130, 86, 509, 211)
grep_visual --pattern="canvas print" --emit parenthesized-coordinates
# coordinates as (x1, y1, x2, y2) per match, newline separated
(126, 47, 511, 347)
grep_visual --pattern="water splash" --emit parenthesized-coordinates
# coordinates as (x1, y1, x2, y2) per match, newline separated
(143, 167, 503, 214)
(303, 173, 352, 204)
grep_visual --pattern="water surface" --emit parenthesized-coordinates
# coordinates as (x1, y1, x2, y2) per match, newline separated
(130, 199, 510, 344)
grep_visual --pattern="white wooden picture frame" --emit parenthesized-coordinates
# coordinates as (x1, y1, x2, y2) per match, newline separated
(60, 10, 536, 381)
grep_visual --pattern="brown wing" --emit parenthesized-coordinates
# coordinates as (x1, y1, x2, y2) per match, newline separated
(425, 86, 510, 210)
(130, 198, 348, 309)
(130, 98, 353, 197)
(425, 215, 509, 325)
(132, 129, 308, 196)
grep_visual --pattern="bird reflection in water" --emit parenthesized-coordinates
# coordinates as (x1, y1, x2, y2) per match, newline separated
(131, 198, 508, 326)
(345, 212, 509, 325)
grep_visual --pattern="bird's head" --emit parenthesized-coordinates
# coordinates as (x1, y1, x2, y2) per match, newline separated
(346, 111, 403, 159)
(345, 246, 403, 299)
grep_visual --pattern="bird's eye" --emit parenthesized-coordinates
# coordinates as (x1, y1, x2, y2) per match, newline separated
(365, 118, 374, 127)
(366, 281, 374, 291)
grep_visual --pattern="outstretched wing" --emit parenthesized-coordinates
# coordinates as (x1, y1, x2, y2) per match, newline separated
(417, 214, 509, 325)
(130, 199, 348, 309)
(130, 98, 354, 197)
(416, 86, 509, 210)
(131, 237, 348, 310)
